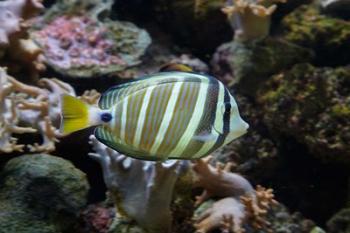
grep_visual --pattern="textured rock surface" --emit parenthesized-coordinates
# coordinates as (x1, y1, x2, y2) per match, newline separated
(320, 0, 350, 18)
(282, 4, 350, 66)
(0, 154, 89, 233)
(153, 0, 231, 55)
(258, 63, 350, 163)
(327, 208, 350, 233)
(211, 38, 313, 95)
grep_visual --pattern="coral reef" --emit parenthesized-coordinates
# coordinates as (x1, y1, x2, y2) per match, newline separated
(258, 64, 350, 163)
(0, 67, 76, 153)
(0, 0, 45, 80)
(211, 38, 313, 94)
(0, 154, 89, 233)
(88, 135, 190, 233)
(0, 0, 348, 232)
(282, 4, 350, 66)
(222, 0, 286, 41)
(31, 1, 151, 78)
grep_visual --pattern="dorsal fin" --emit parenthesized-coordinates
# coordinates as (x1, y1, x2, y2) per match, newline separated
(98, 71, 210, 109)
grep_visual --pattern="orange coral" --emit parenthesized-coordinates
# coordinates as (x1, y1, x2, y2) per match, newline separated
(192, 156, 254, 206)
(222, 0, 286, 41)
(192, 157, 277, 233)
(240, 185, 278, 232)
(194, 197, 246, 233)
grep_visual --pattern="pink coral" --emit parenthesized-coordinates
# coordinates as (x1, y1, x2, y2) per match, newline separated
(81, 204, 114, 233)
(34, 16, 126, 71)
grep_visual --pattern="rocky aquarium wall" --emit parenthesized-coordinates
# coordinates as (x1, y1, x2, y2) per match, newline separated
(0, 0, 349, 232)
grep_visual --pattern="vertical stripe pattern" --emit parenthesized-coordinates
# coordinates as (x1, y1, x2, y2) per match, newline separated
(149, 82, 183, 157)
(168, 79, 209, 158)
(94, 72, 245, 161)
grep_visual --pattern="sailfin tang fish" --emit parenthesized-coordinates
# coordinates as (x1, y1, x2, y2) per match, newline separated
(60, 72, 249, 161)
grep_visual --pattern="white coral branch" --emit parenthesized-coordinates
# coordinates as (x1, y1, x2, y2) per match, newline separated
(88, 135, 190, 233)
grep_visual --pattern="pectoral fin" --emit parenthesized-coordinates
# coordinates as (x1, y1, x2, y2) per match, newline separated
(192, 128, 220, 142)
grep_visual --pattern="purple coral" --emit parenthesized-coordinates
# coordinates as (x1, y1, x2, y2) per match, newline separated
(34, 16, 125, 71)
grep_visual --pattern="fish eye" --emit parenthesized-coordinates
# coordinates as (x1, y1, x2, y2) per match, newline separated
(101, 112, 112, 122)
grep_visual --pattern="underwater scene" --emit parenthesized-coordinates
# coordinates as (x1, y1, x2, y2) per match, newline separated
(0, 0, 349, 232)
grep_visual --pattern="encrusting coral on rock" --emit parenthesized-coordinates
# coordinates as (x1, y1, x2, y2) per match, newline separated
(0, 0, 45, 80)
(88, 135, 190, 233)
(258, 63, 350, 163)
(31, 0, 151, 78)
(192, 157, 278, 233)
(0, 67, 100, 154)
(281, 4, 350, 66)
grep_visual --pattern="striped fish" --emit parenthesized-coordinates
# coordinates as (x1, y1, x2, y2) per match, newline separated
(60, 72, 249, 161)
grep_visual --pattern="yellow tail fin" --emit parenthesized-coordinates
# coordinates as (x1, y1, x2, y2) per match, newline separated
(60, 95, 89, 134)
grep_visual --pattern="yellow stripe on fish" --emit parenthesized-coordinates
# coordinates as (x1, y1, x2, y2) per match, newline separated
(60, 71, 249, 161)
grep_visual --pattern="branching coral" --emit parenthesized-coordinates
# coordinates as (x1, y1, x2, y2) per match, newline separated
(193, 157, 277, 233)
(0, 67, 77, 153)
(0, 0, 43, 46)
(88, 135, 190, 233)
(222, 0, 286, 41)
(0, 0, 45, 79)
(192, 156, 255, 206)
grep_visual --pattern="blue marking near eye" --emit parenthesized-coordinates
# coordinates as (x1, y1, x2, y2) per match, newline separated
(101, 113, 112, 122)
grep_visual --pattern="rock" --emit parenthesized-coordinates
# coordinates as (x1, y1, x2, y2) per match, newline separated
(327, 208, 350, 233)
(211, 38, 313, 96)
(152, 0, 231, 56)
(0, 154, 89, 233)
(258, 63, 350, 163)
(282, 4, 350, 66)
(267, 204, 317, 233)
(320, 0, 350, 19)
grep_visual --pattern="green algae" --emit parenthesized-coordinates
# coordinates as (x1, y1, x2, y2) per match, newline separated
(212, 38, 314, 96)
(258, 63, 350, 163)
(0, 154, 89, 233)
(282, 4, 350, 66)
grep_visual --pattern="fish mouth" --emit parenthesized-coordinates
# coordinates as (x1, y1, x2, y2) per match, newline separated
(233, 119, 249, 137)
